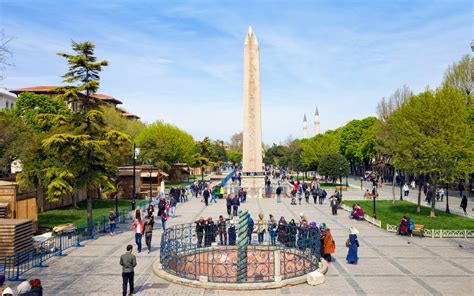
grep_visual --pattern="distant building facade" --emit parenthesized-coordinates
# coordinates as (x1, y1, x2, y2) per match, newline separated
(0, 88, 17, 110)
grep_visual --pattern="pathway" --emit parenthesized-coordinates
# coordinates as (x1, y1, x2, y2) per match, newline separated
(6, 194, 474, 295)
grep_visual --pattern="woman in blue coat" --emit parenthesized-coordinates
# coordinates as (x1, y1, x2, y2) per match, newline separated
(346, 227, 359, 264)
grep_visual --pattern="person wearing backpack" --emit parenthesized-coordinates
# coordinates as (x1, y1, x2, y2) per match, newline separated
(144, 215, 154, 253)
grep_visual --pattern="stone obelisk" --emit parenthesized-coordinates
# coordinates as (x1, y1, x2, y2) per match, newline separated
(242, 26, 265, 198)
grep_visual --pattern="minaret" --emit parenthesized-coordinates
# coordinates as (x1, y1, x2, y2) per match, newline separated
(314, 107, 320, 136)
(242, 26, 265, 198)
(303, 113, 308, 139)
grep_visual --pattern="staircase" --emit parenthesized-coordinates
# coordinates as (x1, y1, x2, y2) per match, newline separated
(0, 203, 8, 219)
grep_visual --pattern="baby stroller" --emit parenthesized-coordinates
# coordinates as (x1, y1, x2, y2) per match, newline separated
(291, 189, 297, 205)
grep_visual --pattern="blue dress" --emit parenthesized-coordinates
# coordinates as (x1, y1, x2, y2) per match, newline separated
(346, 234, 359, 264)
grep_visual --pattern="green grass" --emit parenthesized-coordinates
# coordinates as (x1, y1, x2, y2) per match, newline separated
(342, 200, 474, 230)
(165, 181, 191, 188)
(38, 200, 134, 228)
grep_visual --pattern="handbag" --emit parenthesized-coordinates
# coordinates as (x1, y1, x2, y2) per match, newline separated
(345, 239, 350, 247)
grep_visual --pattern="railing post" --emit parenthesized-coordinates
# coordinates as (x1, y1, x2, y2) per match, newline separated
(54, 234, 67, 257)
(274, 250, 281, 282)
(440, 230, 443, 238)
(12, 254, 25, 281)
(465, 230, 467, 238)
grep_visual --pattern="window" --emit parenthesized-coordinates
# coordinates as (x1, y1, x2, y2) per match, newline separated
(5, 101, 8, 109)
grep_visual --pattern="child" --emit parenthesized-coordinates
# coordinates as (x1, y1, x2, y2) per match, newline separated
(408, 218, 414, 237)
(161, 211, 169, 231)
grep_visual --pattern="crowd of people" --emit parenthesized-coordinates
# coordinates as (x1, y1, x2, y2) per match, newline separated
(0, 275, 43, 296)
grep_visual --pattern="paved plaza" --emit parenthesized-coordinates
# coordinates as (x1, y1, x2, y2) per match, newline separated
(7, 189, 473, 296)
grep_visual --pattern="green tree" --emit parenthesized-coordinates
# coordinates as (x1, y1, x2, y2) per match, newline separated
(443, 55, 473, 106)
(102, 106, 145, 140)
(264, 144, 290, 166)
(18, 41, 131, 234)
(11, 92, 71, 132)
(227, 150, 242, 164)
(338, 117, 379, 173)
(317, 152, 350, 183)
(136, 121, 195, 171)
(384, 87, 473, 217)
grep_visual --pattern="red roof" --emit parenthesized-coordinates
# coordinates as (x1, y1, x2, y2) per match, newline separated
(12, 86, 58, 93)
(91, 93, 123, 105)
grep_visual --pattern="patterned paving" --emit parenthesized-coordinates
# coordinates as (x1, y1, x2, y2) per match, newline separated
(6, 191, 474, 295)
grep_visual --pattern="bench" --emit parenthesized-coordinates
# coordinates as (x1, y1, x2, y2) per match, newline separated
(412, 224, 424, 237)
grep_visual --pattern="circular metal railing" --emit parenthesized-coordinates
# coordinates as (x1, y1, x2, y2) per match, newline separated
(160, 221, 320, 283)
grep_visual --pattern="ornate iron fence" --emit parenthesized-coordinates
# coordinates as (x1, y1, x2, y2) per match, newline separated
(160, 220, 320, 283)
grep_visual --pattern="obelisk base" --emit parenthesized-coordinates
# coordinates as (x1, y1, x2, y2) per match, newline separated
(241, 175, 265, 198)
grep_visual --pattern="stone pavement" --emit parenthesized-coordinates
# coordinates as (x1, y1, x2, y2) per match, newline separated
(6, 194, 474, 295)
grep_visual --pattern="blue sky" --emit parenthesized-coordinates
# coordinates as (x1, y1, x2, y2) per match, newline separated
(0, 0, 471, 144)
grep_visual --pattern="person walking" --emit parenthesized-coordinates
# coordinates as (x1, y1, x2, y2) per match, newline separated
(203, 187, 210, 206)
(297, 187, 303, 205)
(322, 226, 335, 262)
(312, 188, 318, 204)
(330, 195, 338, 215)
(146, 203, 154, 218)
(460, 195, 468, 216)
(276, 185, 282, 203)
(232, 194, 240, 217)
(321, 189, 327, 205)
(144, 215, 154, 253)
(256, 213, 266, 244)
(458, 183, 465, 197)
(226, 194, 232, 216)
(108, 208, 117, 236)
(131, 213, 144, 253)
(161, 211, 169, 231)
(157, 196, 166, 217)
(346, 227, 359, 264)
(120, 245, 137, 296)
(170, 196, 177, 217)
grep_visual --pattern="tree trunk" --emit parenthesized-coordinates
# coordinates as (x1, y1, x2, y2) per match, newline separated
(72, 192, 79, 209)
(391, 168, 396, 204)
(445, 183, 450, 214)
(87, 191, 93, 235)
(430, 182, 436, 218)
(417, 175, 422, 213)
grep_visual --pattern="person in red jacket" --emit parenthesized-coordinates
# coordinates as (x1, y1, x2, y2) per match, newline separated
(132, 214, 144, 253)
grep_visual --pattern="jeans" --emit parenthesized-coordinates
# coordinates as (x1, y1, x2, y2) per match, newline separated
(135, 233, 142, 252)
(145, 233, 152, 252)
(122, 272, 134, 296)
(171, 206, 176, 217)
(258, 232, 264, 244)
(110, 223, 116, 233)
(210, 195, 217, 203)
(227, 206, 232, 215)
(270, 231, 276, 245)
(276, 194, 281, 203)
(161, 218, 167, 230)
(232, 206, 239, 216)
(219, 232, 227, 245)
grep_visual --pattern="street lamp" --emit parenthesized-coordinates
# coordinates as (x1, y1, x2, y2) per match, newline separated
(372, 179, 377, 218)
(149, 162, 153, 202)
(399, 170, 403, 201)
(339, 166, 343, 198)
(111, 177, 118, 214)
(132, 144, 140, 211)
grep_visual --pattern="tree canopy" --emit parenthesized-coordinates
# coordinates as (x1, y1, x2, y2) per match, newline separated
(136, 121, 195, 171)
(317, 153, 350, 179)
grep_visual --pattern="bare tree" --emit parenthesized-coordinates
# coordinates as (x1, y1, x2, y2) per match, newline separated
(229, 132, 243, 152)
(443, 55, 473, 106)
(0, 29, 14, 80)
(376, 85, 412, 122)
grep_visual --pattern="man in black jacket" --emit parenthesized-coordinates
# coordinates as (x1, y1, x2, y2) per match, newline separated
(203, 187, 210, 206)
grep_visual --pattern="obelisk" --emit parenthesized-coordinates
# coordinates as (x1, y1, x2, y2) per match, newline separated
(242, 26, 265, 198)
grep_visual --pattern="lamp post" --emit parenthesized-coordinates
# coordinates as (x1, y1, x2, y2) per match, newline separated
(149, 163, 153, 202)
(339, 166, 343, 198)
(132, 144, 140, 211)
(373, 179, 377, 218)
(399, 170, 403, 201)
(111, 177, 118, 214)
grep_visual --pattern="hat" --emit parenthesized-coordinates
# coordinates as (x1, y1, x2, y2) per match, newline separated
(320, 223, 326, 229)
(350, 227, 359, 235)
(2, 287, 14, 296)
